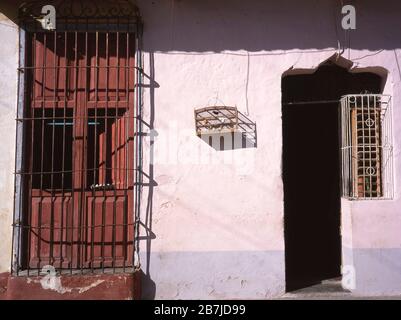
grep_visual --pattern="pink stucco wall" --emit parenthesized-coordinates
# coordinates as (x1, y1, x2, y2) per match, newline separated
(135, 0, 401, 298)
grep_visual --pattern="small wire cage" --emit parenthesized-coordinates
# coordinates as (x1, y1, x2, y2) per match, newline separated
(195, 106, 240, 135)
(194, 106, 257, 149)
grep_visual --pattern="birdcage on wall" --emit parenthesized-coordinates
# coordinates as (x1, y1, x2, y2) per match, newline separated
(195, 106, 240, 135)
(194, 106, 257, 149)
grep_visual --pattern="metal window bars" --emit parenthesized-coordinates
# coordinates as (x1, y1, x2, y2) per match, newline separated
(340, 94, 394, 200)
(12, 0, 143, 275)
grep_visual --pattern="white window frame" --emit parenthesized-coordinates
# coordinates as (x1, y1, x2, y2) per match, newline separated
(340, 94, 394, 200)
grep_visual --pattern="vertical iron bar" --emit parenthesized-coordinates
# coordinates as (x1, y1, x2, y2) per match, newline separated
(343, 97, 346, 197)
(374, 96, 377, 197)
(90, 31, 100, 273)
(360, 96, 365, 198)
(78, 30, 85, 274)
(112, 28, 120, 273)
(49, 30, 57, 267)
(81, 24, 89, 274)
(134, 24, 143, 271)
(132, 22, 143, 271)
(13, 26, 27, 275)
(134, 27, 139, 272)
(70, 30, 78, 274)
(37, 32, 48, 275)
(27, 31, 36, 276)
(367, 96, 372, 197)
(383, 97, 386, 198)
(123, 29, 130, 273)
(347, 97, 350, 197)
(340, 98, 343, 197)
(101, 26, 110, 273)
(59, 31, 68, 272)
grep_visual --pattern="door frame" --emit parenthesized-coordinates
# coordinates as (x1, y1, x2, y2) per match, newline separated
(12, 3, 144, 274)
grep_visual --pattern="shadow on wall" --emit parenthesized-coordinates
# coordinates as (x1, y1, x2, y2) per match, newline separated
(3, 0, 401, 52)
(198, 110, 257, 151)
(136, 0, 401, 52)
(0, 1, 20, 21)
(200, 131, 257, 151)
(136, 52, 158, 300)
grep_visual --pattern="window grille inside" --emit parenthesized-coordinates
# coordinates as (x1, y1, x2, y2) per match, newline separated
(340, 94, 393, 200)
(32, 108, 73, 190)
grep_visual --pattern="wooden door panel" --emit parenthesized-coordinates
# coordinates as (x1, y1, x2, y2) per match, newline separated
(96, 111, 129, 189)
(26, 29, 136, 271)
(88, 33, 135, 104)
(83, 192, 133, 268)
(29, 193, 72, 268)
(32, 32, 77, 108)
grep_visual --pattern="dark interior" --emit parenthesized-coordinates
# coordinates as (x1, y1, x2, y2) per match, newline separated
(282, 62, 382, 292)
(32, 108, 73, 190)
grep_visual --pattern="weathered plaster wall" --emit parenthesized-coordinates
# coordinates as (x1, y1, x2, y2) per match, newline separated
(4, 272, 141, 300)
(136, 0, 401, 299)
(0, 13, 18, 273)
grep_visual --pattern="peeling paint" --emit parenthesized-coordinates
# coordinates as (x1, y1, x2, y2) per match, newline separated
(40, 276, 72, 294)
(4, 273, 139, 299)
(77, 280, 105, 294)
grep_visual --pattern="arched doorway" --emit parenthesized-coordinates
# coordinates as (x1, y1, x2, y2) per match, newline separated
(281, 58, 384, 291)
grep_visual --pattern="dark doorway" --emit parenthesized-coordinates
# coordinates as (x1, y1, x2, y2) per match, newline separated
(282, 61, 383, 292)
(282, 102, 341, 291)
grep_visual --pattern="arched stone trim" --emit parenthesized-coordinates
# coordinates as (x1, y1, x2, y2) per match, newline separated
(282, 53, 388, 91)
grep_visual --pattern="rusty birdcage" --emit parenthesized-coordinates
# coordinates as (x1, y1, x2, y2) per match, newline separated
(194, 106, 240, 136)
(194, 106, 257, 149)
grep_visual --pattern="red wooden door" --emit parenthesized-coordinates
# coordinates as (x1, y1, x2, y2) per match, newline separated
(26, 30, 136, 271)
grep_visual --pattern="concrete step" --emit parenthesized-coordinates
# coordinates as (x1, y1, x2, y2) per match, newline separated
(279, 278, 401, 300)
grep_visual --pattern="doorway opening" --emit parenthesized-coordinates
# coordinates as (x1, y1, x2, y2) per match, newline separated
(282, 60, 383, 292)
